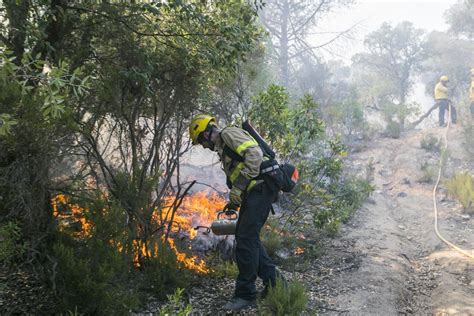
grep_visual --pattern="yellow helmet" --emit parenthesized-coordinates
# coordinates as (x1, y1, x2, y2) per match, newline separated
(189, 114, 216, 144)
(440, 75, 449, 82)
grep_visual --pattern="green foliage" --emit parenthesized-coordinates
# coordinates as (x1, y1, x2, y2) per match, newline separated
(51, 236, 140, 315)
(384, 120, 401, 139)
(446, 173, 474, 214)
(142, 240, 189, 299)
(250, 84, 291, 151)
(381, 101, 419, 132)
(420, 133, 441, 152)
(2, 1, 263, 313)
(422, 32, 474, 99)
(312, 178, 374, 236)
(259, 278, 308, 316)
(0, 51, 89, 133)
(354, 21, 426, 107)
(0, 113, 18, 136)
(208, 259, 239, 279)
(248, 85, 372, 238)
(158, 288, 193, 316)
(326, 99, 368, 146)
(445, 0, 474, 39)
(0, 221, 27, 266)
(419, 161, 435, 184)
(462, 122, 474, 160)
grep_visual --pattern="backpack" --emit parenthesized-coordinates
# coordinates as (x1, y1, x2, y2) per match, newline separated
(223, 120, 299, 193)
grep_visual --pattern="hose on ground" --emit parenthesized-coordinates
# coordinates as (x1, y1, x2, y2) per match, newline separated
(432, 104, 474, 260)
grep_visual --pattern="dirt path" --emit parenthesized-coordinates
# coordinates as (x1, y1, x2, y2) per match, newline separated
(311, 126, 474, 314)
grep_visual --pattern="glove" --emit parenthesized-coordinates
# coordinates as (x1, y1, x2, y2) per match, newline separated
(229, 187, 243, 207)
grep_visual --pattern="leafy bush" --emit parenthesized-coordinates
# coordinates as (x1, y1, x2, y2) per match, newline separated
(0, 221, 27, 266)
(51, 236, 140, 315)
(326, 100, 369, 147)
(462, 122, 474, 161)
(419, 161, 435, 183)
(158, 288, 193, 316)
(249, 86, 372, 238)
(259, 278, 307, 316)
(381, 101, 419, 130)
(384, 120, 401, 138)
(420, 134, 440, 152)
(208, 258, 239, 279)
(446, 173, 474, 214)
(313, 177, 374, 236)
(142, 240, 189, 299)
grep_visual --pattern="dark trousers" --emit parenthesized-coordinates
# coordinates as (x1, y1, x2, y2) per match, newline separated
(234, 182, 277, 300)
(437, 99, 456, 126)
(470, 101, 474, 118)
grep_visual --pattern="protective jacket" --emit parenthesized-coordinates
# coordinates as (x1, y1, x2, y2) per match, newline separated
(434, 82, 449, 100)
(470, 80, 474, 102)
(215, 127, 263, 192)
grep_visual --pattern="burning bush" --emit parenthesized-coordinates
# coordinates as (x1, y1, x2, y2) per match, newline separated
(50, 190, 231, 312)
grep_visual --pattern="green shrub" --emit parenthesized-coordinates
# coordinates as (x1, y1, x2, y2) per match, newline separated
(384, 120, 401, 138)
(0, 221, 27, 266)
(259, 278, 307, 316)
(420, 133, 440, 152)
(142, 239, 189, 299)
(52, 237, 140, 315)
(208, 259, 238, 279)
(446, 173, 474, 214)
(313, 177, 373, 236)
(158, 288, 193, 316)
(419, 162, 435, 183)
(462, 123, 474, 160)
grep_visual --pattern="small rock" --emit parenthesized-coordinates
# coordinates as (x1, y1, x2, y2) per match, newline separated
(397, 192, 408, 197)
(398, 225, 406, 230)
(402, 178, 411, 185)
(275, 248, 291, 260)
(460, 214, 470, 220)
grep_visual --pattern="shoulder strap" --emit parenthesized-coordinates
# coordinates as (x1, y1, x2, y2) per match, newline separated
(223, 145, 244, 162)
(220, 126, 246, 163)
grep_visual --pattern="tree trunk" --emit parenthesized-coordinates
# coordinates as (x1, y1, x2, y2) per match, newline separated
(4, 0, 30, 64)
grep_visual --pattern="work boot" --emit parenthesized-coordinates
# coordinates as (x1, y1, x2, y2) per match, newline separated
(223, 297, 256, 311)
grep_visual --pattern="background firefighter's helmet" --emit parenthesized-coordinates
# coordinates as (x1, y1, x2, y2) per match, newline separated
(189, 114, 217, 144)
(440, 75, 449, 82)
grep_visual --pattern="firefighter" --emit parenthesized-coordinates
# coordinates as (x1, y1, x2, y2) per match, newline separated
(434, 75, 457, 126)
(470, 68, 474, 118)
(189, 114, 278, 311)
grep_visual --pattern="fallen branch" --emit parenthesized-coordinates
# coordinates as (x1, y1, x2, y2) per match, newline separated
(409, 103, 438, 128)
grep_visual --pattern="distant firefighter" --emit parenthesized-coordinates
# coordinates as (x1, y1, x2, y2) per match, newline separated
(434, 75, 456, 127)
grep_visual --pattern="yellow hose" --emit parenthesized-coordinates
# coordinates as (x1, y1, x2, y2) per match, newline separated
(432, 104, 474, 260)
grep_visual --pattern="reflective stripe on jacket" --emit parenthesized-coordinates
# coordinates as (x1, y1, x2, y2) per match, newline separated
(434, 82, 449, 100)
(217, 127, 263, 191)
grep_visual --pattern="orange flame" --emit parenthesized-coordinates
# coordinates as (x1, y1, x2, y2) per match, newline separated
(294, 246, 305, 255)
(52, 194, 92, 238)
(52, 191, 227, 274)
(160, 191, 226, 239)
